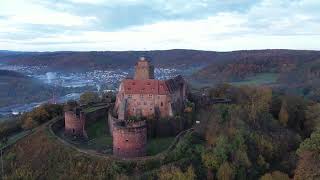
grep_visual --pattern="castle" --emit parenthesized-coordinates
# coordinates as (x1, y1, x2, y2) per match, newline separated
(110, 57, 187, 158)
(114, 57, 187, 120)
(64, 57, 187, 158)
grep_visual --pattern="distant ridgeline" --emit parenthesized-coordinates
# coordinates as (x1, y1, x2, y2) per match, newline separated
(0, 49, 217, 71)
(1, 49, 319, 73)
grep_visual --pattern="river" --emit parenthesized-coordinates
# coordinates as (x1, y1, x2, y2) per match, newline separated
(0, 93, 81, 117)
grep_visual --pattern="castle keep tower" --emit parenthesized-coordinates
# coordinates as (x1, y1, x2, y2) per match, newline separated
(115, 57, 186, 120)
(134, 57, 154, 80)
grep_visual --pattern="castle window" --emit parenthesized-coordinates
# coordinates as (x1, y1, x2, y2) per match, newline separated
(132, 82, 136, 85)
(140, 94, 144, 98)
(147, 82, 151, 85)
(125, 139, 128, 142)
(127, 88, 131, 90)
(144, 102, 147, 105)
(161, 102, 163, 107)
(149, 94, 152, 97)
(150, 108, 153, 111)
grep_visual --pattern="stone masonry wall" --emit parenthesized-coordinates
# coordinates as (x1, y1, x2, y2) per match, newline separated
(112, 120, 147, 158)
(64, 111, 86, 138)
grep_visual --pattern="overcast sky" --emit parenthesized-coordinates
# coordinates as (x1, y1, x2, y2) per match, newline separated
(0, 0, 319, 51)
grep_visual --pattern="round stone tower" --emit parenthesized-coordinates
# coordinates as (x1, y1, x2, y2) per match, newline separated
(112, 120, 147, 158)
(64, 107, 87, 138)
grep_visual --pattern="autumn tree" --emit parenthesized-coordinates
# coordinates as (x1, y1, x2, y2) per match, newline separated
(217, 162, 235, 180)
(260, 171, 290, 180)
(304, 103, 320, 135)
(21, 116, 38, 129)
(240, 86, 272, 123)
(279, 100, 289, 126)
(21, 103, 63, 129)
(158, 165, 196, 180)
(281, 95, 308, 133)
(80, 91, 100, 105)
(295, 131, 320, 180)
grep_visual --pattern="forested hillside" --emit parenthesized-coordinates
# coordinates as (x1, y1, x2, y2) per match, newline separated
(0, 70, 54, 107)
(2, 84, 320, 179)
(193, 49, 320, 83)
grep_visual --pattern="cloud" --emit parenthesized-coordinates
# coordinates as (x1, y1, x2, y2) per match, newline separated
(0, 0, 319, 51)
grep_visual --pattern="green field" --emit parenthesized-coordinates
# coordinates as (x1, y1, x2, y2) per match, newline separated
(77, 117, 175, 155)
(87, 135, 113, 152)
(86, 119, 108, 138)
(146, 137, 175, 156)
(231, 73, 279, 86)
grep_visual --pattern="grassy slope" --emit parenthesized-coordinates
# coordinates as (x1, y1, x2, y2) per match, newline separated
(85, 119, 113, 151)
(86, 119, 108, 138)
(3, 123, 181, 179)
(85, 118, 174, 155)
(4, 128, 112, 179)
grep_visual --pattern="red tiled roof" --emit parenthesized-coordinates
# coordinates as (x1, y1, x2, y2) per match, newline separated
(121, 75, 184, 95)
(122, 79, 168, 95)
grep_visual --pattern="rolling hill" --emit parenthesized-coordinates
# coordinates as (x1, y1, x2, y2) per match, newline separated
(0, 70, 55, 107)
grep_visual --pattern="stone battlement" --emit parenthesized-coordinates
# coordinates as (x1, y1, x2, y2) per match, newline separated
(112, 119, 147, 158)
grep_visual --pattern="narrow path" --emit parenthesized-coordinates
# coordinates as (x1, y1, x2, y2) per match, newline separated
(2, 115, 195, 163)
(1, 116, 61, 151)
